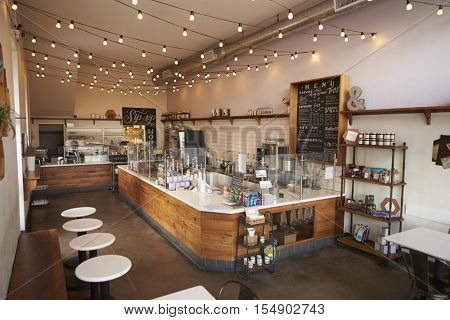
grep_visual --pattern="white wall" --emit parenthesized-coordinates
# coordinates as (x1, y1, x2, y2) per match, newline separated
(0, 1, 29, 299)
(167, 0, 450, 230)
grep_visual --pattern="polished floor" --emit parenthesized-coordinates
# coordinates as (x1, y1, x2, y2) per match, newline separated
(29, 190, 410, 300)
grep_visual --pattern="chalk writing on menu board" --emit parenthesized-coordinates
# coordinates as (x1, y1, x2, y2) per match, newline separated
(296, 76, 340, 162)
(122, 107, 157, 147)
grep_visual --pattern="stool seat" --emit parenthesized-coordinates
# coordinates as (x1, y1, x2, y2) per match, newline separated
(70, 233, 115, 252)
(63, 218, 103, 233)
(75, 255, 132, 283)
(61, 207, 96, 218)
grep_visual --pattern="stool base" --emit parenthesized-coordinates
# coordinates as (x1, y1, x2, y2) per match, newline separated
(64, 256, 79, 269)
(66, 275, 90, 291)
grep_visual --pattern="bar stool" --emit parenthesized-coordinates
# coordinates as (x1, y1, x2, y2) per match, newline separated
(75, 255, 132, 300)
(61, 207, 97, 268)
(67, 233, 115, 291)
(62, 218, 103, 272)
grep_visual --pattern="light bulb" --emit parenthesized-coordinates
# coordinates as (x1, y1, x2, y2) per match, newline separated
(36, 63, 40, 69)
(12, 2, 18, 10)
(249, 48, 254, 54)
(65, 70, 69, 75)
(291, 54, 294, 60)
(99, 66, 103, 71)
(147, 68, 151, 74)
(255, 66, 259, 72)
(312, 51, 317, 58)
(288, 9, 293, 20)
(226, 65, 230, 71)
(67, 59, 71, 65)
(150, 67, 154, 73)
(318, 21, 324, 31)
(112, 62, 116, 68)
(73, 51, 78, 58)
(341, 29, 345, 37)
(371, 33, 377, 40)
(406, 0, 413, 11)
(278, 30, 283, 39)
(313, 34, 318, 42)
(189, 11, 195, 21)
(31, 51, 36, 57)
(69, 20, 75, 29)
(217, 73, 220, 77)
(41, 74, 45, 78)
(105, 69, 109, 74)
(294, 52, 298, 59)
(128, 71, 132, 76)
(162, 45, 167, 53)
(265, 63, 269, 69)
(137, 10, 143, 20)
(344, 35, 349, 42)
(203, 64, 206, 69)
(361, 32, 366, 40)
(200, 53, 205, 59)
(61, 79, 64, 84)
(233, 71, 236, 76)
(219, 40, 224, 47)
(273, 51, 278, 58)
(119, 78, 122, 82)
(51, 41, 56, 48)
(234, 56, 238, 62)
(132, 0, 138, 6)
(32, 36, 37, 43)
(88, 53, 93, 59)
(103, 38, 108, 46)
(56, 20, 61, 29)
(44, 55, 48, 61)
(119, 35, 124, 43)
(237, 23, 243, 32)
(437, 5, 444, 16)
(247, 65, 251, 70)
(264, 55, 268, 62)
(174, 59, 179, 65)
(77, 64, 81, 69)
(182, 28, 188, 37)
(141, 50, 146, 58)
(121, 61, 125, 67)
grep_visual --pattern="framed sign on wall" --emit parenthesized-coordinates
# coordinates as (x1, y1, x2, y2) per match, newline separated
(122, 107, 157, 147)
(289, 75, 348, 163)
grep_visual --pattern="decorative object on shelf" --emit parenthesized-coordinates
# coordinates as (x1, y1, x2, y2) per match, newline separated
(25, 147, 36, 172)
(357, 132, 395, 146)
(282, 97, 290, 107)
(354, 224, 370, 242)
(247, 106, 273, 116)
(346, 86, 366, 111)
(433, 135, 450, 169)
(343, 128, 359, 145)
(105, 109, 117, 120)
(0, 105, 15, 138)
(380, 197, 400, 214)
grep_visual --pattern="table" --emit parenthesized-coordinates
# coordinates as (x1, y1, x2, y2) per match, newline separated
(385, 227, 450, 298)
(154, 286, 216, 300)
(75, 255, 132, 299)
(384, 227, 450, 262)
(70, 233, 115, 258)
(63, 218, 103, 269)
(61, 207, 96, 219)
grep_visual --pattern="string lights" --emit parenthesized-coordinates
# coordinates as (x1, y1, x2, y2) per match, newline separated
(405, 0, 448, 15)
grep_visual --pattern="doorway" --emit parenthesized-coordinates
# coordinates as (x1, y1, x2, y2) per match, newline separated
(38, 124, 64, 161)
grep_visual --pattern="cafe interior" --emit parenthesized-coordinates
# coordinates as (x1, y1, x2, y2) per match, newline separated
(0, 0, 449, 300)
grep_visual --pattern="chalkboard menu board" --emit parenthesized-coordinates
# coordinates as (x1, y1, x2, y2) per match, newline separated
(295, 76, 341, 162)
(122, 107, 157, 147)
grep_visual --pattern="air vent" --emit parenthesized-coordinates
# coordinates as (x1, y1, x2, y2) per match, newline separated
(162, 69, 173, 79)
(334, 0, 365, 12)
(202, 49, 218, 63)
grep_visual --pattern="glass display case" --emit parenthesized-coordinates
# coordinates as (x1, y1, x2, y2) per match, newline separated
(63, 145, 110, 164)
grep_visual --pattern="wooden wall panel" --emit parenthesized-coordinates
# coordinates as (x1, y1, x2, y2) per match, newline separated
(314, 198, 338, 239)
(201, 212, 239, 261)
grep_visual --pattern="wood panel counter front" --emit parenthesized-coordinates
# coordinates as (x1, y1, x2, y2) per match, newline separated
(118, 166, 340, 271)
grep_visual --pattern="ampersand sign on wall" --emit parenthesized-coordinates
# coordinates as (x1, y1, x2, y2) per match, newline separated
(347, 86, 366, 111)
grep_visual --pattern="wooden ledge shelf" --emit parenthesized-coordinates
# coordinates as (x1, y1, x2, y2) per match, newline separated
(341, 106, 450, 125)
(337, 235, 401, 260)
(161, 113, 289, 126)
(31, 117, 123, 125)
(341, 143, 408, 150)
(340, 175, 406, 187)
(338, 206, 403, 224)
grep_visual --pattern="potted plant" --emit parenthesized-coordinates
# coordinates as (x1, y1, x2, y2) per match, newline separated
(0, 105, 15, 138)
(25, 146, 36, 172)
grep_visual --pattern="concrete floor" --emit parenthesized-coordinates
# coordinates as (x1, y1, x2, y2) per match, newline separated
(29, 190, 410, 300)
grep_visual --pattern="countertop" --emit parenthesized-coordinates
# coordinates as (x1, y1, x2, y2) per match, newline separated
(118, 165, 340, 215)
(41, 162, 114, 168)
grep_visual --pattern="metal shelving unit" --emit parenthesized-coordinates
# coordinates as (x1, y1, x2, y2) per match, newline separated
(337, 143, 407, 260)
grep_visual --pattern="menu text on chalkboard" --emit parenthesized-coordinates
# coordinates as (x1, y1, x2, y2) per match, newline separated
(122, 107, 157, 147)
(296, 76, 340, 162)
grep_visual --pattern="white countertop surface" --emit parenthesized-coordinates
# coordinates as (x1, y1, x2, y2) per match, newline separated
(118, 165, 340, 215)
(154, 286, 216, 300)
(385, 227, 450, 261)
(41, 162, 113, 168)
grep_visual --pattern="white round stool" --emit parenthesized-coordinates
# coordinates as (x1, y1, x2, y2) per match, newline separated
(63, 218, 103, 271)
(75, 255, 132, 299)
(61, 207, 96, 219)
(70, 233, 115, 259)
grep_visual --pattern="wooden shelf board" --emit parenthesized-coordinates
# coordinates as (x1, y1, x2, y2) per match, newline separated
(337, 235, 401, 260)
(341, 175, 406, 187)
(31, 117, 123, 125)
(161, 113, 289, 126)
(341, 143, 408, 150)
(341, 106, 450, 125)
(338, 206, 403, 224)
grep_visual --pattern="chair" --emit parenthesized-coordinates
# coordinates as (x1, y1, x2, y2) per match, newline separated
(217, 280, 261, 300)
(401, 248, 448, 300)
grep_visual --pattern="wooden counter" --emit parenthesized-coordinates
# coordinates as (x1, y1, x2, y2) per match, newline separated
(118, 167, 340, 271)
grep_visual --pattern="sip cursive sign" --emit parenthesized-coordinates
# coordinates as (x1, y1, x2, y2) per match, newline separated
(122, 107, 156, 126)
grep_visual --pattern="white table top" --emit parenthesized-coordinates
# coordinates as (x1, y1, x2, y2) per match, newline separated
(69, 233, 115, 251)
(385, 227, 450, 261)
(154, 286, 216, 300)
(61, 207, 96, 218)
(75, 255, 132, 283)
(63, 218, 103, 233)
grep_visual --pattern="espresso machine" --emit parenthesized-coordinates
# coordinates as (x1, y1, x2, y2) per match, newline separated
(258, 139, 292, 187)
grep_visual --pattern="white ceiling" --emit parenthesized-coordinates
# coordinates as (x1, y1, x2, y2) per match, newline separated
(18, 0, 319, 71)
